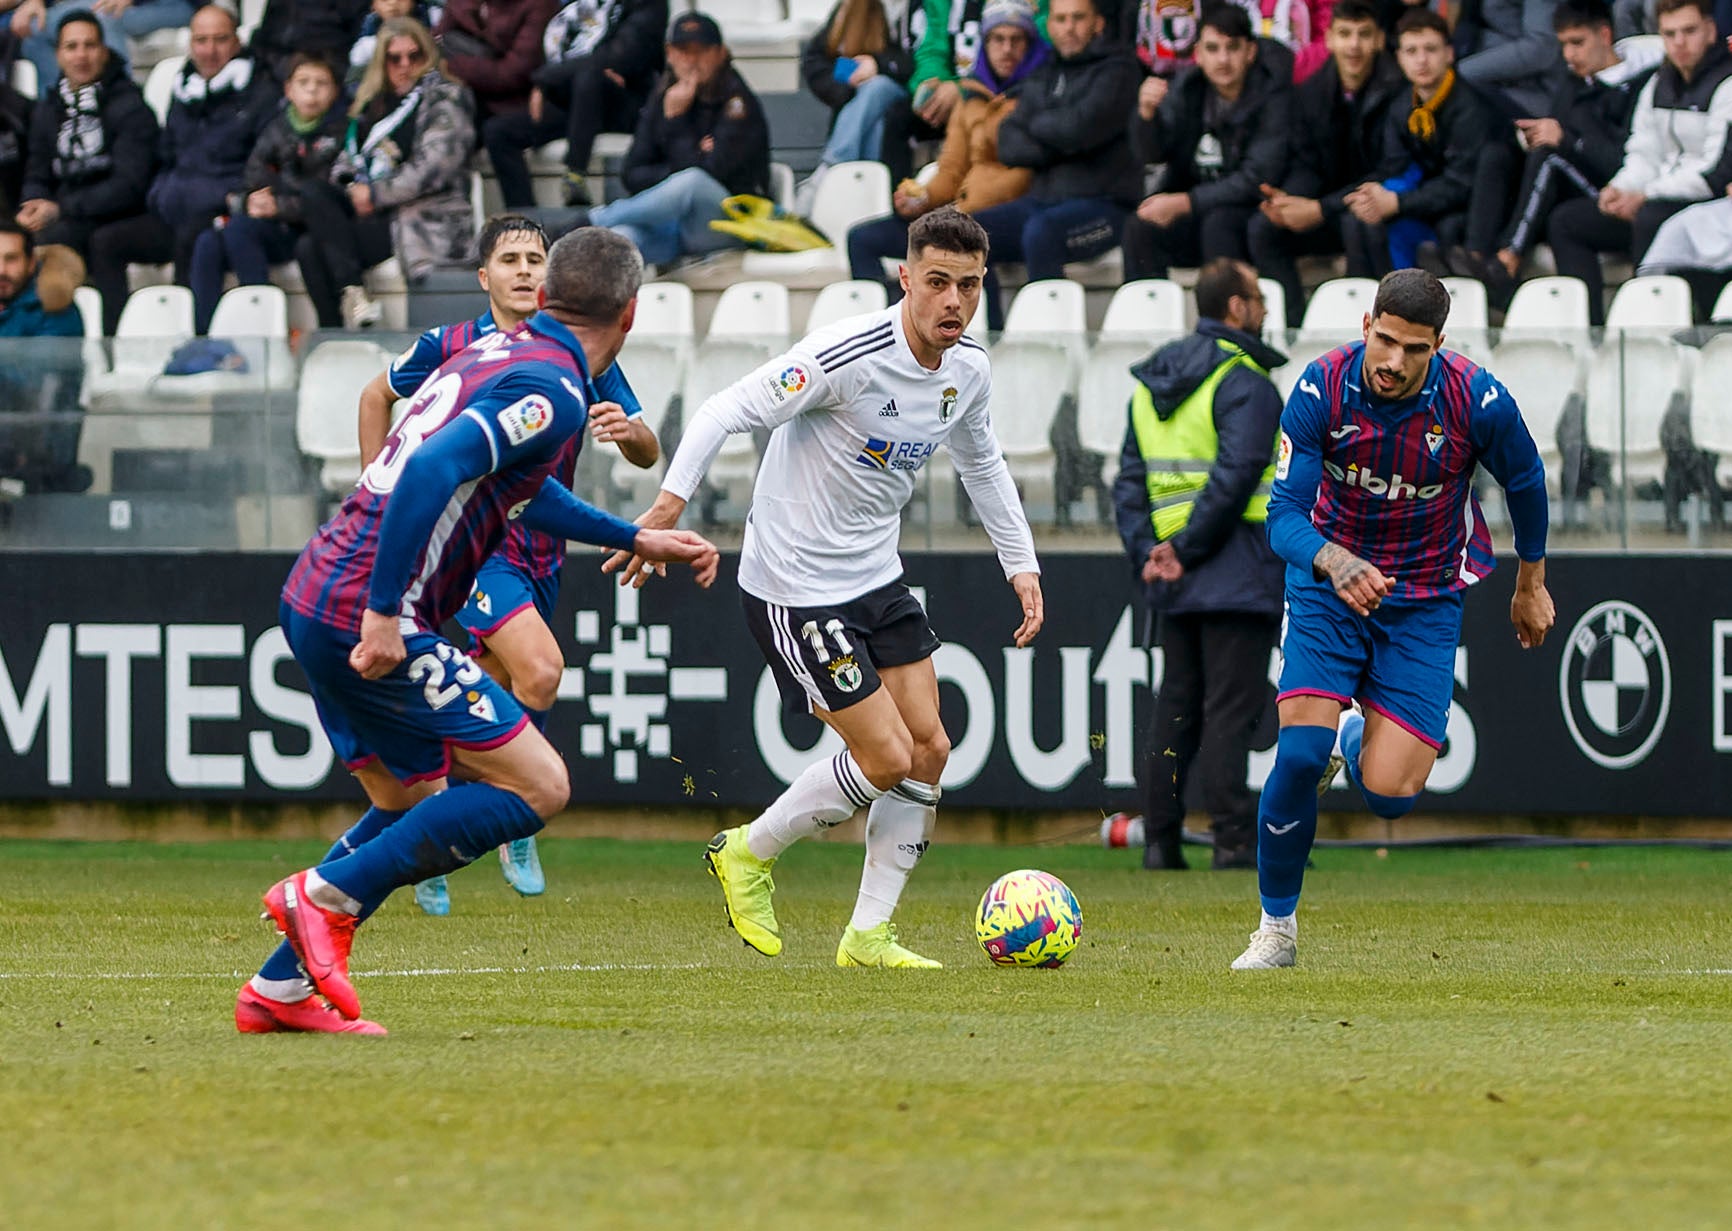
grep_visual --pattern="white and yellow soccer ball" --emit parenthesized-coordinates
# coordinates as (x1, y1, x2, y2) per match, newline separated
(975, 869, 1082, 968)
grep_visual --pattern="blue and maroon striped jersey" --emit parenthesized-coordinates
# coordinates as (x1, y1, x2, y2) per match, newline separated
(387, 309, 644, 581)
(1269, 343, 1547, 600)
(283, 313, 596, 634)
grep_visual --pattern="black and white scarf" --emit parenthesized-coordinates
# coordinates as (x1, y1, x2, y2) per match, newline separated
(355, 82, 423, 179)
(171, 53, 256, 107)
(52, 76, 109, 181)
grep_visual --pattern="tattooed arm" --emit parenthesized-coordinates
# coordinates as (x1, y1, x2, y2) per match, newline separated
(1313, 541, 1394, 617)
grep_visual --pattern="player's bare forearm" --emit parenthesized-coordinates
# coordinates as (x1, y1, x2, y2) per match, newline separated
(616, 418, 660, 468)
(357, 373, 398, 467)
(1510, 558, 1554, 649)
(1313, 541, 1394, 617)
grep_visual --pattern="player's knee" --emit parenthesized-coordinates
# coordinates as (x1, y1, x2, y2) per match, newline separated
(513, 655, 563, 714)
(908, 727, 949, 785)
(513, 744, 570, 818)
(1275, 724, 1335, 777)
(855, 730, 915, 792)
(1358, 784, 1418, 820)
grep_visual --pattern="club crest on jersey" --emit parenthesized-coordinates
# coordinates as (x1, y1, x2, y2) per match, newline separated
(1424, 423, 1445, 456)
(764, 364, 809, 404)
(940, 386, 958, 422)
(857, 437, 938, 471)
(829, 654, 863, 693)
(466, 690, 497, 722)
(497, 394, 554, 445)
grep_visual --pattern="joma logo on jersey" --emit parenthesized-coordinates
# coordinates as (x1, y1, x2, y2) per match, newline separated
(1323, 460, 1444, 500)
(857, 437, 938, 472)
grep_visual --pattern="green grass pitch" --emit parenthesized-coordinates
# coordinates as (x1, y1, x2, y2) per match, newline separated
(2, 837, 1730, 1229)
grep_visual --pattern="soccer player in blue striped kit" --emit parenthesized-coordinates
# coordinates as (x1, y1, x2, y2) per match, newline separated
(1232, 269, 1556, 970)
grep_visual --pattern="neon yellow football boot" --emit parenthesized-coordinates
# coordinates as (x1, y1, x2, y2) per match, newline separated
(703, 826, 782, 956)
(836, 922, 942, 969)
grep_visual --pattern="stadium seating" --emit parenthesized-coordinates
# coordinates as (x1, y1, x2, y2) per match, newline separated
(683, 281, 792, 514)
(79, 286, 211, 492)
(1259, 277, 1287, 341)
(1605, 275, 1693, 332)
(297, 339, 394, 496)
(611, 283, 698, 505)
(10, 57, 37, 98)
(73, 287, 106, 377)
(1440, 276, 1490, 360)
(740, 160, 892, 284)
(990, 282, 1088, 517)
(805, 279, 888, 332)
(1689, 334, 1732, 485)
(1099, 280, 1186, 340)
(1503, 275, 1592, 337)
(1712, 283, 1732, 324)
(1490, 337, 1583, 493)
(1076, 338, 1143, 488)
(143, 56, 182, 125)
(150, 285, 295, 399)
(1586, 334, 1689, 492)
(1295, 277, 1376, 354)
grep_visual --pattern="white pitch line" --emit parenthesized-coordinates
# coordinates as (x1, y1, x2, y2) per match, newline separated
(0, 961, 710, 982)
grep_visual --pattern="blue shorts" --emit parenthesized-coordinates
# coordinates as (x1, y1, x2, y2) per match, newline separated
(1277, 576, 1463, 749)
(456, 557, 561, 641)
(282, 602, 529, 786)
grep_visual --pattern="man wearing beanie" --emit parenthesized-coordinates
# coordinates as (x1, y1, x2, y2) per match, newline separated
(972, 0, 1140, 329)
(846, 0, 1049, 286)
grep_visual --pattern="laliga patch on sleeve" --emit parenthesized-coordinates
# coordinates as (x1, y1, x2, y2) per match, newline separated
(1275, 431, 1293, 480)
(497, 393, 555, 445)
(391, 345, 417, 372)
(762, 363, 809, 405)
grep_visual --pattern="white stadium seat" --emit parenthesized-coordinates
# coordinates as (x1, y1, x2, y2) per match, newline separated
(805, 279, 888, 333)
(742, 160, 891, 282)
(1100, 279, 1187, 339)
(1077, 338, 1147, 487)
(634, 281, 697, 342)
(1296, 277, 1377, 353)
(1259, 277, 1288, 341)
(1503, 275, 1592, 337)
(684, 282, 792, 510)
(143, 56, 182, 125)
(1586, 335, 1690, 487)
(1688, 334, 1732, 481)
(10, 57, 37, 98)
(1004, 279, 1086, 337)
(1491, 337, 1584, 491)
(1605, 275, 1693, 333)
(298, 340, 394, 495)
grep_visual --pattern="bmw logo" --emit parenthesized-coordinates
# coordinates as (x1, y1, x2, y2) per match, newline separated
(1557, 600, 1671, 770)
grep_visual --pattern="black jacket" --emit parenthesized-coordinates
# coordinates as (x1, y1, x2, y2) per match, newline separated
(799, 3, 914, 115)
(1132, 39, 1291, 214)
(1368, 74, 1500, 221)
(252, 0, 373, 83)
(20, 58, 160, 224)
(1282, 51, 1405, 221)
(534, 0, 668, 97)
(148, 54, 280, 230)
(622, 62, 771, 197)
(0, 79, 29, 214)
(1113, 319, 1287, 618)
(238, 103, 349, 226)
(996, 35, 1143, 206)
(1546, 59, 1657, 185)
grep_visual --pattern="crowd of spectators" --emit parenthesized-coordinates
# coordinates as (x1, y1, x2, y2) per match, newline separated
(0, 0, 1728, 342)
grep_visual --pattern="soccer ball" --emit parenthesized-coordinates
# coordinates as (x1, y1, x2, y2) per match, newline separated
(975, 869, 1082, 968)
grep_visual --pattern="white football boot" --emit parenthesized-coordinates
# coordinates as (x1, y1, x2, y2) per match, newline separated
(1231, 928, 1297, 970)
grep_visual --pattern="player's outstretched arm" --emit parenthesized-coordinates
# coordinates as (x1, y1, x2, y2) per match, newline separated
(1468, 369, 1553, 648)
(526, 479, 717, 588)
(1010, 572, 1043, 647)
(1510, 558, 1554, 649)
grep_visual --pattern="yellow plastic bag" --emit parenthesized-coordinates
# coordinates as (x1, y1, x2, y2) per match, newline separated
(707, 194, 833, 252)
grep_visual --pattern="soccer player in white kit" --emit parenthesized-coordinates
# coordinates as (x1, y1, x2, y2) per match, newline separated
(608, 207, 1044, 967)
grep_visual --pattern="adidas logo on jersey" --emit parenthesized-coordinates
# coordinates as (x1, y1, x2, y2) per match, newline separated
(1324, 460, 1445, 501)
(879, 399, 899, 417)
(857, 437, 938, 472)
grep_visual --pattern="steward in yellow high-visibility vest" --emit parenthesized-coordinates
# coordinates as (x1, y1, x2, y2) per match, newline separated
(1109, 262, 1288, 871)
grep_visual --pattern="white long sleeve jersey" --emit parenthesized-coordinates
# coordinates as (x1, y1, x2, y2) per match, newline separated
(661, 305, 1041, 607)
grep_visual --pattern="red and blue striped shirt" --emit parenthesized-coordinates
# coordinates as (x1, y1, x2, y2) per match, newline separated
(1269, 343, 1548, 601)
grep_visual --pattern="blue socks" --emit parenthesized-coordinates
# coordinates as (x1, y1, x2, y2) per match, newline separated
(1339, 711, 1419, 820)
(1256, 725, 1334, 917)
(314, 782, 542, 914)
(256, 805, 405, 983)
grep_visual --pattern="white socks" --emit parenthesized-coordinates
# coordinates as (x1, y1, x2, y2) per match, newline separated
(849, 780, 939, 931)
(250, 975, 314, 1003)
(746, 751, 886, 861)
(304, 869, 361, 916)
(1261, 910, 1297, 939)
